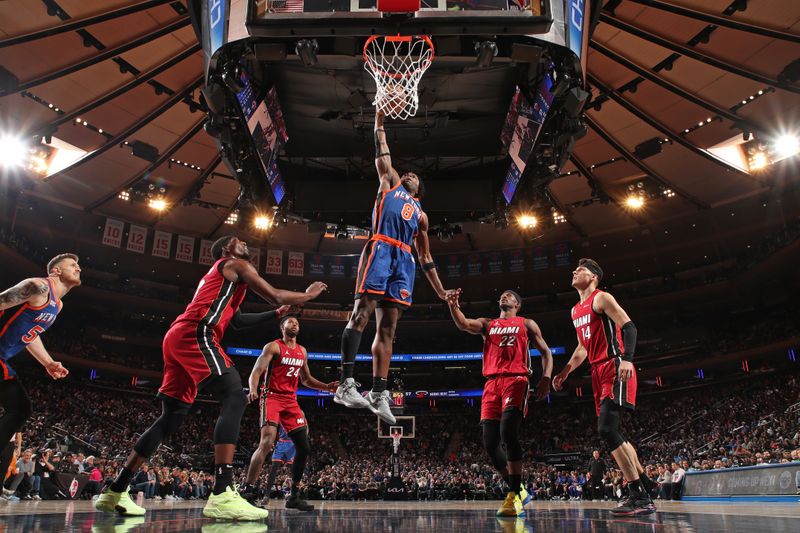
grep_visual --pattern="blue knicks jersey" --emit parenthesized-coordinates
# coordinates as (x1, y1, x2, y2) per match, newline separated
(0, 278, 62, 367)
(372, 181, 422, 248)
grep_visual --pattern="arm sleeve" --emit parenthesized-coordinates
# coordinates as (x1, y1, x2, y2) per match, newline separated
(620, 321, 637, 362)
(229, 309, 279, 330)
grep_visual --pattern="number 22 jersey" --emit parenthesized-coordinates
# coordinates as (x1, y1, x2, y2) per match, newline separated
(482, 316, 531, 377)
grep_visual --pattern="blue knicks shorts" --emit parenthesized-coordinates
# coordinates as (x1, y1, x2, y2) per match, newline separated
(354, 237, 415, 307)
(272, 441, 296, 464)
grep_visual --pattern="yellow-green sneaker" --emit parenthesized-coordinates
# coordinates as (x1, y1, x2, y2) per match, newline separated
(496, 491, 523, 517)
(203, 486, 270, 521)
(94, 488, 146, 516)
(519, 485, 531, 506)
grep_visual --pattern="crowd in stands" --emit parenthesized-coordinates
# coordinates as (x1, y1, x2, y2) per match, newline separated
(3, 365, 798, 503)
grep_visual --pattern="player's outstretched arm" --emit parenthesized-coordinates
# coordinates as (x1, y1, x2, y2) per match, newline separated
(248, 342, 278, 402)
(414, 213, 459, 301)
(552, 335, 588, 391)
(525, 319, 553, 400)
(446, 290, 487, 335)
(0, 278, 48, 311)
(299, 348, 339, 392)
(228, 260, 327, 305)
(374, 110, 400, 188)
(229, 305, 298, 331)
(594, 291, 637, 380)
(25, 336, 68, 380)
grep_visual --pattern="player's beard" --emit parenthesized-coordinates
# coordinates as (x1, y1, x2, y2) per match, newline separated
(285, 329, 298, 338)
(499, 303, 513, 312)
(240, 249, 251, 260)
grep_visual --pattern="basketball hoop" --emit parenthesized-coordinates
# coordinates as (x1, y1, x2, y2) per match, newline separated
(390, 430, 403, 454)
(363, 35, 434, 120)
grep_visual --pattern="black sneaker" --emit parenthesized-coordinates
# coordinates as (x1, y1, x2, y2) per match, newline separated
(611, 493, 656, 516)
(285, 495, 314, 511)
(238, 484, 259, 504)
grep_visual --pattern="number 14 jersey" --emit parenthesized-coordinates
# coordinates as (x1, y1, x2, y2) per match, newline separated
(261, 339, 306, 395)
(482, 316, 531, 377)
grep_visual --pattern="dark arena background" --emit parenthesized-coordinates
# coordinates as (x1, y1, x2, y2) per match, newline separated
(1, 0, 800, 531)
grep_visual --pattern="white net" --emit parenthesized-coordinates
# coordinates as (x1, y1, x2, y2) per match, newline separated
(391, 432, 402, 453)
(363, 35, 434, 120)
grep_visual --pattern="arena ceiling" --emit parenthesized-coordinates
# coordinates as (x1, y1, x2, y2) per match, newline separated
(0, 0, 799, 255)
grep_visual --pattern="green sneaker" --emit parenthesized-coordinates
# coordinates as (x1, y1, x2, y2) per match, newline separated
(203, 486, 270, 521)
(94, 488, 146, 516)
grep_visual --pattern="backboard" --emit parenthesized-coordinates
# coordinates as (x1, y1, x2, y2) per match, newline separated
(244, 0, 553, 38)
(377, 415, 416, 439)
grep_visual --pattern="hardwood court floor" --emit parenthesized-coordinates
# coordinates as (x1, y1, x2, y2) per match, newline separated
(1, 498, 798, 532)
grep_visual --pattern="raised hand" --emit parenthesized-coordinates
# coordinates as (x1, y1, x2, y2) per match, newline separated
(443, 288, 462, 305)
(305, 281, 328, 299)
(276, 304, 303, 318)
(325, 381, 340, 393)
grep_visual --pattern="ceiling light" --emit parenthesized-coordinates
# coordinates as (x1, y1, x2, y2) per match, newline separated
(254, 214, 272, 230)
(748, 151, 768, 170)
(773, 134, 799, 159)
(118, 190, 131, 201)
(225, 211, 239, 225)
(148, 198, 168, 211)
(625, 195, 645, 209)
(0, 135, 28, 168)
(517, 214, 538, 229)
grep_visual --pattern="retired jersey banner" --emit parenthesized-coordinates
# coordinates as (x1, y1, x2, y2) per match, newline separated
(151, 231, 172, 259)
(199, 239, 215, 266)
(487, 251, 504, 274)
(126, 224, 147, 254)
(102, 218, 124, 248)
(328, 255, 347, 278)
(249, 248, 261, 271)
(266, 249, 283, 275)
(532, 246, 549, 271)
(508, 249, 526, 273)
(308, 253, 325, 276)
(466, 254, 482, 276)
(446, 255, 462, 278)
(175, 235, 195, 263)
(288, 251, 304, 276)
(554, 243, 571, 267)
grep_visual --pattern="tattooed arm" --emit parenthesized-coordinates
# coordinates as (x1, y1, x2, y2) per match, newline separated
(0, 279, 49, 311)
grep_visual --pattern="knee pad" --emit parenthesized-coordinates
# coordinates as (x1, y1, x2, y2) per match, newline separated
(214, 390, 247, 445)
(500, 410, 524, 462)
(597, 401, 625, 451)
(290, 427, 311, 457)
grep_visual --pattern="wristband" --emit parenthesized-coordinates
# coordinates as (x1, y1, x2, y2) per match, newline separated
(422, 261, 436, 272)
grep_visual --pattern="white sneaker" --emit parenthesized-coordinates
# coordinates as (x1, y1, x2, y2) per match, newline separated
(334, 378, 371, 409)
(32, 495, 41, 500)
(367, 390, 396, 424)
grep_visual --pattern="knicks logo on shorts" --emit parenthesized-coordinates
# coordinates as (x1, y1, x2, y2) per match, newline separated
(400, 289, 410, 300)
(297, 418, 305, 424)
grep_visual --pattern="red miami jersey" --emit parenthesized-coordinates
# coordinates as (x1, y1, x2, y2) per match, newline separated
(262, 339, 306, 395)
(171, 258, 247, 341)
(482, 316, 531, 377)
(571, 289, 625, 365)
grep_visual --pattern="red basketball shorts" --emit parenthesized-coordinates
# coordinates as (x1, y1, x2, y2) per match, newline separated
(158, 322, 233, 405)
(480, 375, 530, 421)
(591, 357, 637, 416)
(259, 392, 307, 433)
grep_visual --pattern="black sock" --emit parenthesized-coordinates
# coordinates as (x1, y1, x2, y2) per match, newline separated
(639, 474, 654, 492)
(291, 485, 299, 497)
(372, 377, 388, 394)
(110, 467, 135, 493)
(629, 478, 644, 495)
(213, 464, 234, 495)
(340, 328, 362, 381)
(509, 474, 521, 496)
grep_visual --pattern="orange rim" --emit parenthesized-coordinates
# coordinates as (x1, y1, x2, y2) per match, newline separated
(363, 35, 435, 80)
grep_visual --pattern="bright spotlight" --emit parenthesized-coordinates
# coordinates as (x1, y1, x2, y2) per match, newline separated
(225, 211, 239, 225)
(517, 214, 538, 229)
(773, 134, 799, 159)
(148, 198, 168, 211)
(253, 215, 272, 230)
(625, 195, 645, 209)
(749, 151, 769, 171)
(0, 135, 28, 168)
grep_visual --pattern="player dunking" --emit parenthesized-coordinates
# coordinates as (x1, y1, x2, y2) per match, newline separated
(447, 289, 553, 517)
(553, 258, 656, 516)
(334, 109, 458, 423)
(0, 254, 77, 480)
(95, 236, 327, 521)
(243, 316, 337, 511)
